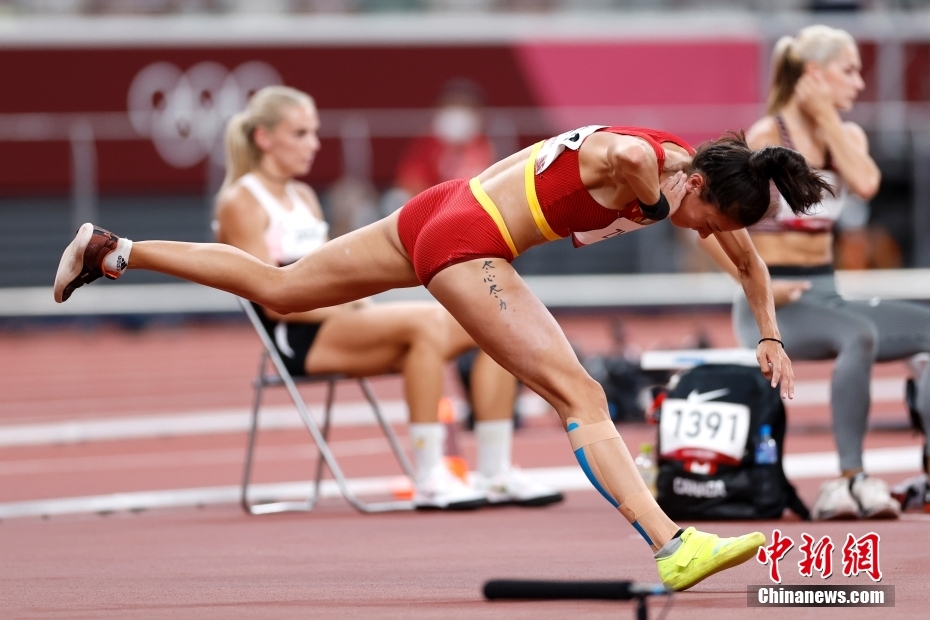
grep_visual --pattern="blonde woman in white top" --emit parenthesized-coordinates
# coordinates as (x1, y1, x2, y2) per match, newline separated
(214, 86, 562, 510)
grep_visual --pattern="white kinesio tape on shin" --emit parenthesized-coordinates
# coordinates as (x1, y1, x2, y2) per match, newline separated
(102, 238, 133, 278)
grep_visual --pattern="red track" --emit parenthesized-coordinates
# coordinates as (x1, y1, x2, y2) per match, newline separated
(1, 312, 927, 618)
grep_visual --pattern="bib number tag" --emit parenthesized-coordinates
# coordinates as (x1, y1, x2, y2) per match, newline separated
(659, 396, 750, 464)
(535, 125, 607, 175)
(277, 220, 329, 265)
(572, 217, 645, 246)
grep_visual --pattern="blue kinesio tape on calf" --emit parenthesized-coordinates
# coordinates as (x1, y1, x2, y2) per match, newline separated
(574, 447, 620, 508)
(568, 422, 619, 508)
(568, 420, 655, 546)
(632, 520, 654, 547)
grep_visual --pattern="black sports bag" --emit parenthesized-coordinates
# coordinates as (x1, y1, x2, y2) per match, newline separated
(655, 364, 809, 521)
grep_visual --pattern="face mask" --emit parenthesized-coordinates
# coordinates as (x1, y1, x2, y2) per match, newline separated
(432, 106, 480, 144)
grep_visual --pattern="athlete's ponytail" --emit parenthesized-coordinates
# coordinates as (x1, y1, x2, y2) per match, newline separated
(220, 85, 315, 191)
(767, 36, 803, 115)
(767, 25, 857, 114)
(692, 132, 832, 227)
(222, 111, 253, 191)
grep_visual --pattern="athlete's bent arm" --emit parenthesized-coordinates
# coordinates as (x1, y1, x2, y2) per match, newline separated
(713, 229, 794, 398)
(604, 136, 661, 204)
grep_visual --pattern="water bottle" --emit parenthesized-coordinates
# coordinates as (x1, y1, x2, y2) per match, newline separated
(754, 424, 778, 465)
(635, 443, 658, 497)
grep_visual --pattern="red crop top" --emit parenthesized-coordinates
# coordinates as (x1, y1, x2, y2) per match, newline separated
(529, 125, 694, 247)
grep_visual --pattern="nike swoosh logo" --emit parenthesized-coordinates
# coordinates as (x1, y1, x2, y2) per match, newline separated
(686, 388, 731, 403)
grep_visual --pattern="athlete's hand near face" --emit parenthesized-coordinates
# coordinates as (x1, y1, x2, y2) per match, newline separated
(660, 171, 687, 218)
(794, 69, 839, 125)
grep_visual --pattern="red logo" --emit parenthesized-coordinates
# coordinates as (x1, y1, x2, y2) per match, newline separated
(756, 529, 795, 584)
(798, 534, 834, 579)
(842, 532, 883, 582)
(758, 530, 883, 583)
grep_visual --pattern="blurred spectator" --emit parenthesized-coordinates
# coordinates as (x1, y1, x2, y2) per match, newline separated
(390, 79, 494, 204)
(325, 115, 381, 238)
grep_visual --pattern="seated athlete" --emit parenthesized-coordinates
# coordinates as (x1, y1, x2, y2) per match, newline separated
(54, 115, 829, 590)
(216, 86, 562, 510)
(700, 25, 928, 519)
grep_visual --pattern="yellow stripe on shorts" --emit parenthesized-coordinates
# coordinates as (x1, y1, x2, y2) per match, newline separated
(469, 177, 520, 259)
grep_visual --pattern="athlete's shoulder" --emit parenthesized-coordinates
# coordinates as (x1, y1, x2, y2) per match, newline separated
(745, 116, 781, 149)
(214, 180, 265, 228)
(216, 179, 258, 214)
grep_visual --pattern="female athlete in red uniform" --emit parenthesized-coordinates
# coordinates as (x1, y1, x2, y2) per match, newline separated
(54, 115, 829, 591)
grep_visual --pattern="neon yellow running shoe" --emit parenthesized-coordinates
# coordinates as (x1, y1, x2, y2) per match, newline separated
(655, 527, 766, 591)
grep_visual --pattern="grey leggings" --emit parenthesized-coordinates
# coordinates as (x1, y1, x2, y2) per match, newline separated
(734, 274, 930, 471)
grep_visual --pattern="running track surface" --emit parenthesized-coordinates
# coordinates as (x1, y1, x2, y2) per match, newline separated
(1, 311, 928, 619)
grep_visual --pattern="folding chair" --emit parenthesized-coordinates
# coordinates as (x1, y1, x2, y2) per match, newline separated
(238, 298, 416, 514)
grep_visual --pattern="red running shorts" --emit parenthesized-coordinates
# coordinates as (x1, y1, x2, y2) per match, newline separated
(397, 179, 516, 286)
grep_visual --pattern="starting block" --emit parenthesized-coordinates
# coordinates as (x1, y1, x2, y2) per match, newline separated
(484, 579, 670, 619)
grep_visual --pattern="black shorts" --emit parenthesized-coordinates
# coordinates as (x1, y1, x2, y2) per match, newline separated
(252, 302, 323, 377)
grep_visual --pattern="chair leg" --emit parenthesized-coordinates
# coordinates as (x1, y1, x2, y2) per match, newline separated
(269, 361, 414, 513)
(238, 296, 412, 514)
(359, 378, 416, 480)
(241, 352, 269, 514)
(308, 377, 337, 510)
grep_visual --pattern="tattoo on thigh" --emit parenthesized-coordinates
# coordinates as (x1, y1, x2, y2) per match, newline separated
(481, 260, 508, 311)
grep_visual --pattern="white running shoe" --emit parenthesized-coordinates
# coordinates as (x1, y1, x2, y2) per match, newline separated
(413, 466, 487, 510)
(54, 223, 123, 303)
(472, 467, 564, 507)
(850, 474, 901, 519)
(811, 477, 860, 521)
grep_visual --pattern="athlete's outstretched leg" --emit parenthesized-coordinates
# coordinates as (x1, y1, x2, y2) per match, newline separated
(428, 258, 764, 590)
(54, 210, 420, 310)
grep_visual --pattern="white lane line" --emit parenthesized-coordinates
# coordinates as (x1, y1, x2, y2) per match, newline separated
(0, 393, 553, 448)
(0, 377, 910, 449)
(0, 403, 409, 448)
(0, 446, 921, 520)
(0, 436, 404, 476)
(783, 445, 924, 479)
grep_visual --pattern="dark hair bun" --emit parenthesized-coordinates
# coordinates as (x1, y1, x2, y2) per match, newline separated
(748, 146, 832, 216)
(691, 132, 835, 227)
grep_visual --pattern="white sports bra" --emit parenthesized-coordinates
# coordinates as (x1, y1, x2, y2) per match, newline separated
(239, 173, 329, 266)
(750, 115, 847, 234)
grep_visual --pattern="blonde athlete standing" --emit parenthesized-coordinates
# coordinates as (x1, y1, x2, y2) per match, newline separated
(55, 109, 829, 589)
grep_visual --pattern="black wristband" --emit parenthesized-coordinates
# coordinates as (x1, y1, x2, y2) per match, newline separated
(759, 337, 784, 348)
(637, 192, 670, 221)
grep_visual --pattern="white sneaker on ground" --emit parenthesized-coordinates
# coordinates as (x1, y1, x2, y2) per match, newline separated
(472, 467, 564, 507)
(850, 474, 901, 519)
(413, 466, 487, 510)
(811, 477, 860, 521)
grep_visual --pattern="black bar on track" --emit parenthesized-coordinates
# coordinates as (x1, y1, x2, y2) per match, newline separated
(484, 579, 638, 601)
